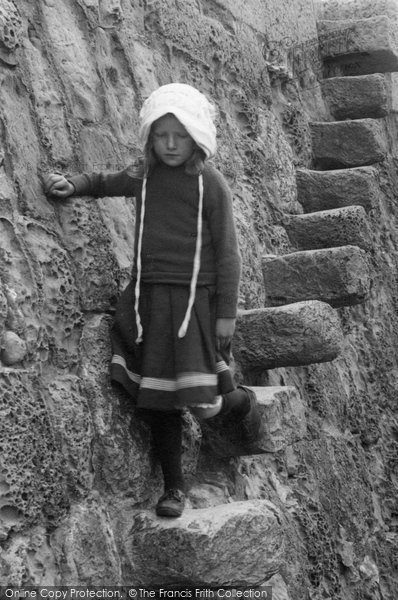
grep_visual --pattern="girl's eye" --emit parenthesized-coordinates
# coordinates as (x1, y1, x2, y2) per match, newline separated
(154, 132, 188, 139)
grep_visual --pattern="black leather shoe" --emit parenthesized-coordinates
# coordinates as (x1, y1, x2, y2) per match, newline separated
(156, 488, 186, 518)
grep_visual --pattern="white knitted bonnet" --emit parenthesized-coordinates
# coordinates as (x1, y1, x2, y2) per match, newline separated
(139, 83, 217, 158)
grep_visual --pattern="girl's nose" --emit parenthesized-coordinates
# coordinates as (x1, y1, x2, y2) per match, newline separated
(167, 134, 176, 149)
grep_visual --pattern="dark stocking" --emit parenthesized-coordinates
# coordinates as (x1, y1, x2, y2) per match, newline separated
(150, 410, 184, 491)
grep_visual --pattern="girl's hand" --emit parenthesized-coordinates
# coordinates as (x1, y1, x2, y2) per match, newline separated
(43, 173, 75, 198)
(216, 317, 236, 350)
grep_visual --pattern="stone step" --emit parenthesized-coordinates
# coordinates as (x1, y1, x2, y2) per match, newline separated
(234, 300, 343, 371)
(284, 206, 372, 251)
(262, 246, 370, 308)
(310, 119, 388, 169)
(318, 0, 398, 22)
(296, 166, 380, 213)
(122, 500, 284, 585)
(321, 74, 389, 119)
(201, 386, 306, 457)
(319, 16, 398, 76)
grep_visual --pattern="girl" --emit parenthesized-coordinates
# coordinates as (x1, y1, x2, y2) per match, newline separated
(44, 83, 261, 518)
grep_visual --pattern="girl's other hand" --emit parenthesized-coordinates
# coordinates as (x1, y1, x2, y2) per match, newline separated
(215, 317, 236, 350)
(43, 173, 75, 198)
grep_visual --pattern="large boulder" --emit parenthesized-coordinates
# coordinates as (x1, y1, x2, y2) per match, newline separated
(119, 500, 284, 586)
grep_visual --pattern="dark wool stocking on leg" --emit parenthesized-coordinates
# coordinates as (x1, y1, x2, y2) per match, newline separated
(221, 387, 251, 418)
(150, 410, 184, 491)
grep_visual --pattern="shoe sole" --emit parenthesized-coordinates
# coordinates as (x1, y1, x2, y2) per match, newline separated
(156, 506, 184, 518)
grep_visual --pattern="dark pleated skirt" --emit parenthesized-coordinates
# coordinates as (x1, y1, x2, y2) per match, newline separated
(110, 281, 235, 411)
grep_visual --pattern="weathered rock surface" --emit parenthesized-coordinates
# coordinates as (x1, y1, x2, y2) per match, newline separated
(284, 206, 371, 251)
(266, 574, 293, 600)
(321, 74, 389, 119)
(0, 371, 69, 539)
(311, 119, 388, 169)
(51, 494, 122, 586)
(296, 166, 380, 213)
(251, 386, 307, 454)
(262, 246, 370, 307)
(119, 500, 284, 586)
(234, 301, 344, 371)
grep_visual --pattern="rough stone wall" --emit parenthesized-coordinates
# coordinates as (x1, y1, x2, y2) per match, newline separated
(0, 1, 398, 599)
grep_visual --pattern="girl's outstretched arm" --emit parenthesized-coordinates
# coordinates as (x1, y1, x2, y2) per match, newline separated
(44, 165, 141, 200)
(67, 166, 139, 198)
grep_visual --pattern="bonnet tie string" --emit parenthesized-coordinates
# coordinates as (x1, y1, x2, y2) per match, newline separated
(177, 173, 204, 339)
(134, 175, 147, 344)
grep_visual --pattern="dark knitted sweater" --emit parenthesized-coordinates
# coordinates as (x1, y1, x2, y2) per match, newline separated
(68, 162, 242, 318)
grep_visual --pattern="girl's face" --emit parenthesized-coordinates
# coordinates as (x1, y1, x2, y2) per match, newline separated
(152, 113, 195, 167)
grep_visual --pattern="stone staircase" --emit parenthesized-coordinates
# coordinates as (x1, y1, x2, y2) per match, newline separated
(114, 2, 398, 593)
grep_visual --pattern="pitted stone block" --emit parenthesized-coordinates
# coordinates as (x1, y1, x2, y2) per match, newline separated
(319, 16, 398, 76)
(296, 166, 380, 213)
(284, 206, 371, 251)
(0, 371, 68, 536)
(0, 525, 58, 584)
(262, 246, 370, 308)
(311, 119, 388, 169)
(0, 217, 41, 347)
(23, 219, 82, 367)
(234, 301, 343, 371)
(122, 500, 284, 586)
(321, 74, 389, 119)
(42, 375, 94, 494)
(57, 197, 120, 312)
(0, 0, 22, 66)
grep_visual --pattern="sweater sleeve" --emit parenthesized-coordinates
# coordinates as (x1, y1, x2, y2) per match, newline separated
(204, 166, 242, 319)
(67, 166, 140, 198)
